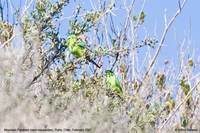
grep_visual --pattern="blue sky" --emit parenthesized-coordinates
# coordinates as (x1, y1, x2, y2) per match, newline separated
(1, 0, 200, 74)
(144, 0, 200, 80)
(144, 0, 200, 62)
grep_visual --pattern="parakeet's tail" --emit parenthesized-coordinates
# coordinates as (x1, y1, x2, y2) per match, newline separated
(86, 56, 101, 68)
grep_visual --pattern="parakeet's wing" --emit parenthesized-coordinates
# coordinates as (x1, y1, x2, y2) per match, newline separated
(71, 44, 86, 58)
(66, 35, 78, 52)
(115, 77, 123, 94)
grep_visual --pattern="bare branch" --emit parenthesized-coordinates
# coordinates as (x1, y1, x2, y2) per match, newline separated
(0, 0, 3, 20)
(140, 0, 188, 89)
(158, 80, 200, 131)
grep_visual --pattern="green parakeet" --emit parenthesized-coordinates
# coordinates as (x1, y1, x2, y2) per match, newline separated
(66, 34, 100, 68)
(66, 34, 86, 58)
(105, 70, 123, 96)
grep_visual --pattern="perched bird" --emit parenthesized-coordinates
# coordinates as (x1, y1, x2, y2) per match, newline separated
(105, 70, 123, 96)
(66, 34, 100, 68)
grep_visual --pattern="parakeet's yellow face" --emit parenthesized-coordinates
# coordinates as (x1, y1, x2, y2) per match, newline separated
(66, 35, 77, 49)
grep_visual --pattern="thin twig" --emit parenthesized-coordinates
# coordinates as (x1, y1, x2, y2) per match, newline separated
(139, 0, 188, 89)
(158, 80, 200, 132)
(0, 33, 20, 48)
(25, 50, 61, 89)
(0, 0, 3, 20)
(20, 0, 34, 19)
(6, 0, 8, 22)
(111, 52, 119, 71)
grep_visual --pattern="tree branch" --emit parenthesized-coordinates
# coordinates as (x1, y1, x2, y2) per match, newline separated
(140, 0, 188, 89)
(158, 80, 200, 132)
